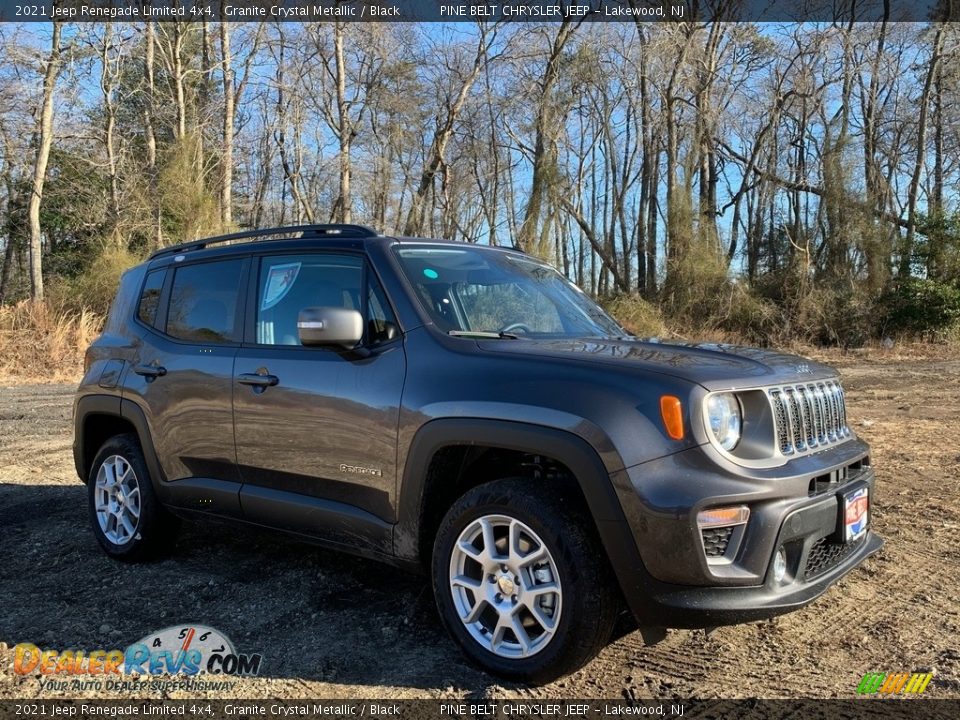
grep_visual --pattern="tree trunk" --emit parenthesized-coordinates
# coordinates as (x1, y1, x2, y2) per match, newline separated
(334, 22, 352, 224)
(27, 23, 63, 301)
(662, 24, 695, 297)
(0, 128, 17, 302)
(929, 60, 944, 279)
(144, 21, 162, 247)
(901, 24, 945, 278)
(0, 235, 16, 305)
(403, 25, 493, 237)
(220, 22, 234, 226)
(273, 34, 314, 225)
(518, 20, 578, 255)
(172, 23, 187, 139)
(99, 23, 121, 225)
(861, 4, 890, 291)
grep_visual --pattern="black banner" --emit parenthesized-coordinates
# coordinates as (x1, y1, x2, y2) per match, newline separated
(0, 0, 956, 24)
(0, 700, 959, 720)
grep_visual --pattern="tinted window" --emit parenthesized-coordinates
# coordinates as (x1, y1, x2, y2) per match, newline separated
(137, 269, 165, 328)
(256, 254, 362, 345)
(367, 275, 399, 346)
(166, 260, 244, 343)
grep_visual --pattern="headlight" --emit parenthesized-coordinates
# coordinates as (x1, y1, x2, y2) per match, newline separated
(706, 393, 742, 451)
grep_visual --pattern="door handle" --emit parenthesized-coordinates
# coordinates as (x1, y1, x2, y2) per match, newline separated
(237, 373, 279, 388)
(134, 364, 167, 379)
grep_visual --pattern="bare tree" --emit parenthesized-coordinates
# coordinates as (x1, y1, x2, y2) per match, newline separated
(403, 22, 499, 236)
(220, 22, 264, 227)
(333, 22, 352, 223)
(143, 21, 162, 247)
(26, 23, 63, 301)
(901, 23, 946, 277)
(516, 19, 581, 257)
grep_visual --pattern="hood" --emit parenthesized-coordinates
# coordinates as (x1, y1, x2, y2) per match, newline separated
(476, 337, 838, 390)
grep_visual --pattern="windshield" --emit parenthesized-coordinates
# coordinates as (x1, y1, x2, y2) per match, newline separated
(394, 245, 625, 339)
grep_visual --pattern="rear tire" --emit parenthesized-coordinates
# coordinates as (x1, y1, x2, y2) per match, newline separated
(432, 478, 619, 683)
(87, 433, 179, 561)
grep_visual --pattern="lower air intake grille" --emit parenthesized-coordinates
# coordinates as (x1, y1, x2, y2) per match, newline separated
(701, 526, 734, 558)
(804, 535, 865, 580)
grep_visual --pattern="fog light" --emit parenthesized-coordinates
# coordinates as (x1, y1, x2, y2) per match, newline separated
(773, 547, 787, 583)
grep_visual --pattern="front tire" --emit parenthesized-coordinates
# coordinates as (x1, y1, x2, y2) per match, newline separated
(87, 433, 178, 561)
(432, 478, 619, 683)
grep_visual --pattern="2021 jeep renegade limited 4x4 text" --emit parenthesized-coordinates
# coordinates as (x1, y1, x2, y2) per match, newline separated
(74, 224, 882, 683)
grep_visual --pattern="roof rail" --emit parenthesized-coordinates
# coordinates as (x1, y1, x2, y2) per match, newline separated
(148, 224, 379, 260)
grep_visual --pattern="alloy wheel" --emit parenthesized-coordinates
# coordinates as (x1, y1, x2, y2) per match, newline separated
(94, 454, 142, 545)
(448, 514, 562, 658)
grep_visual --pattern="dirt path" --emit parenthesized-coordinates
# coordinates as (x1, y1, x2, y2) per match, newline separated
(1, 357, 958, 699)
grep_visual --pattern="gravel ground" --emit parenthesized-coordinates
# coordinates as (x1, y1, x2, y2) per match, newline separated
(1, 354, 958, 700)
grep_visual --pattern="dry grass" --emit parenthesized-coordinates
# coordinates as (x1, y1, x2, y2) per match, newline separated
(0, 301, 102, 384)
(0, 296, 955, 385)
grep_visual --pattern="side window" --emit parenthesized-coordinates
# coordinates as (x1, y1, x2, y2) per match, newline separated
(366, 275, 399, 346)
(166, 259, 244, 343)
(137, 269, 165, 328)
(256, 254, 362, 345)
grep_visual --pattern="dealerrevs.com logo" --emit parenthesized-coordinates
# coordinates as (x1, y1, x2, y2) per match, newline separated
(857, 672, 934, 695)
(13, 625, 263, 692)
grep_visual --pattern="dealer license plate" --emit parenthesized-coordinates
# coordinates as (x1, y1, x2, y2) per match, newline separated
(843, 486, 869, 542)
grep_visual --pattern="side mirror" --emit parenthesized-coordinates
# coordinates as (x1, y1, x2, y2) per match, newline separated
(297, 307, 363, 349)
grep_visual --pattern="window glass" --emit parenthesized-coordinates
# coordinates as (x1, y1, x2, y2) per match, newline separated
(458, 282, 563, 333)
(166, 260, 243, 343)
(393, 246, 624, 338)
(137, 269, 165, 328)
(366, 275, 399, 346)
(256, 254, 362, 345)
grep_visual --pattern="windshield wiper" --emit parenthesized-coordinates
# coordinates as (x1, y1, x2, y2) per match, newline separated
(447, 330, 520, 340)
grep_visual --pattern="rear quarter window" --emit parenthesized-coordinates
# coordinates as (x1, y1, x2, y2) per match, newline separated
(136, 269, 166, 328)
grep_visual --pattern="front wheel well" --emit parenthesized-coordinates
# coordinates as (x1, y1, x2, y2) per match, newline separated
(80, 414, 137, 483)
(417, 445, 589, 565)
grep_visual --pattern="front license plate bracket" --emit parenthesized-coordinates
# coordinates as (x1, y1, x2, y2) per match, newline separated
(835, 483, 869, 543)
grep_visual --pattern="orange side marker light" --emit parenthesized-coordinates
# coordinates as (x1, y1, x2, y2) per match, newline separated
(660, 395, 684, 441)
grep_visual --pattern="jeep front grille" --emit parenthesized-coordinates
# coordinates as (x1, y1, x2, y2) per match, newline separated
(769, 381, 849, 456)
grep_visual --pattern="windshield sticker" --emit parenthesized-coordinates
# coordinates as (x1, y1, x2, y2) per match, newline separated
(423, 268, 439, 279)
(260, 262, 301, 311)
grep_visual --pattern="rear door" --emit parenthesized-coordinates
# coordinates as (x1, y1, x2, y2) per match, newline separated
(233, 252, 405, 553)
(125, 257, 248, 517)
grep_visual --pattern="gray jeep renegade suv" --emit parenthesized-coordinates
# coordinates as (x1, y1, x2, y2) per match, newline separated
(74, 224, 882, 682)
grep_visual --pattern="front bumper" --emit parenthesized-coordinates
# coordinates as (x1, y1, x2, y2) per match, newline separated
(627, 529, 883, 628)
(604, 438, 884, 627)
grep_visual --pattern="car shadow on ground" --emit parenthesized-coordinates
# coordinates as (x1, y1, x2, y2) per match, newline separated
(0, 482, 517, 694)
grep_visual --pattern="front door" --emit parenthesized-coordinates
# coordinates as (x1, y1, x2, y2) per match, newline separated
(233, 252, 405, 553)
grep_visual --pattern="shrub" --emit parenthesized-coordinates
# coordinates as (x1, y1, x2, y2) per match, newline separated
(793, 285, 877, 348)
(718, 284, 782, 346)
(878, 278, 960, 340)
(603, 295, 668, 337)
(47, 243, 141, 316)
